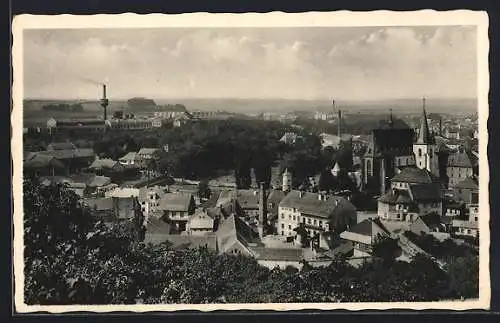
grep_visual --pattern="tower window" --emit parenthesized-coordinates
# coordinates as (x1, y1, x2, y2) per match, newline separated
(418, 148, 422, 157)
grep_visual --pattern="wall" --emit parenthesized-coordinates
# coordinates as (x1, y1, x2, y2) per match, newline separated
(447, 166, 473, 187)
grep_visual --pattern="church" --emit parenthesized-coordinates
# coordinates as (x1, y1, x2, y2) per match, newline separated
(363, 100, 441, 196)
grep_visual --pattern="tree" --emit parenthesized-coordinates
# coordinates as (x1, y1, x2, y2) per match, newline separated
(372, 235, 401, 264)
(197, 180, 211, 200)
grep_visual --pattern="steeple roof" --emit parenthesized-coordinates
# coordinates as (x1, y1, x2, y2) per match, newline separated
(416, 98, 435, 144)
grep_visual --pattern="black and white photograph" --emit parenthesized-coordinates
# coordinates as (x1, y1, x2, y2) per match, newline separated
(12, 11, 490, 312)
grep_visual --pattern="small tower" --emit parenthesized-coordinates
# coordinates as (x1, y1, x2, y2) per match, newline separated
(282, 168, 292, 192)
(413, 97, 439, 177)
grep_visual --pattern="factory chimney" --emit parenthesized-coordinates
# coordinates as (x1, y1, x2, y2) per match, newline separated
(337, 109, 342, 138)
(100, 84, 109, 121)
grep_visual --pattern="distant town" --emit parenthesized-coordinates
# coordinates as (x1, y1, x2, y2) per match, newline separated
(22, 83, 480, 304)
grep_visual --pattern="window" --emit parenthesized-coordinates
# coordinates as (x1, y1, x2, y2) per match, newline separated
(308, 218, 312, 224)
(281, 224, 284, 228)
(319, 221, 323, 227)
(293, 215, 296, 221)
(281, 231, 284, 236)
(288, 225, 291, 230)
(475, 217, 478, 222)
(314, 219, 317, 225)
(418, 148, 422, 157)
(366, 159, 372, 177)
(281, 214, 285, 219)
(289, 215, 292, 220)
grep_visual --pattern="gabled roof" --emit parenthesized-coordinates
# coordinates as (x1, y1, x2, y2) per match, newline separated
(119, 152, 137, 161)
(409, 183, 443, 201)
(216, 214, 261, 253)
(87, 175, 111, 188)
(249, 247, 303, 262)
(38, 148, 95, 160)
(89, 158, 120, 170)
(447, 151, 473, 168)
(158, 192, 194, 212)
(340, 218, 390, 245)
(24, 154, 66, 169)
(417, 213, 443, 230)
(47, 142, 77, 151)
(391, 166, 440, 184)
(454, 177, 479, 190)
(160, 234, 218, 251)
(84, 197, 114, 211)
(107, 187, 140, 198)
(138, 148, 159, 155)
(235, 189, 262, 210)
(188, 209, 215, 230)
(279, 190, 357, 221)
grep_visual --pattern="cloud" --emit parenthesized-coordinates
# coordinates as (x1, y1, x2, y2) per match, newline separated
(22, 26, 477, 100)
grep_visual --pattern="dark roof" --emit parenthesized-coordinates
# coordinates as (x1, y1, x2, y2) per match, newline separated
(38, 148, 95, 160)
(377, 117, 411, 130)
(89, 158, 120, 170)
(409, 184, 443, 201)
(279, 191, 357, 221)
(88, 175, 112, 188)
(84, 197, 114, 211)
(365, 128, 415, 157)
(347, 218, 391, 237)
(47, 142, 77, 151)
(24, 154, 66, 169)
(158, 193, 194, 212)
(162, 234, 217, 251)
(391, 167, 440, 184)
(447, 151, 473, 168)
(216, 214, 261, 252)
(416, 108, 435, 144)
(57, 119, 106, 126)
(418, 213, 442, 229)
(454, 177, 479, 190)
(249, 247, 303, 262)
(235, 189, 262, 210)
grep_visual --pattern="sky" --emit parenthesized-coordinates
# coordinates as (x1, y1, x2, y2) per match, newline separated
(23, 26, 477, 101)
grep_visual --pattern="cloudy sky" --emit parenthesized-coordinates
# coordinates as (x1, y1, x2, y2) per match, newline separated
(23, 26, 477, 100)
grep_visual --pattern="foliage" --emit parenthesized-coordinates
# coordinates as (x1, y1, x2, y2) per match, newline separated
(197, 180, 211, 200)
(372, 235, 401, 264)
(24, 178, 479, 304)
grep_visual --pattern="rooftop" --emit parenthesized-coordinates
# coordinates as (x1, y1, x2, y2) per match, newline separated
(249, 247, 303, 262)
(391, 166, 440, 184)
(447, 151, 473, 168)
(158, 192, 194, 212)
(454, 177, 479, 190)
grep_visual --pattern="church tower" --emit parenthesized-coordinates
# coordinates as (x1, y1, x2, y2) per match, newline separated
(413, 98, 439, 177)
(282, 168, 292, 192)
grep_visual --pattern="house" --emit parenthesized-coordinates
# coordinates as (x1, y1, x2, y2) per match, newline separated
(135, 148, 163, 170)
(277, 190, 357, 239)
(35, 148, 96, 174)
(443, 201, 466, 218)
(106, 187, 140, 220)
(339, 218, 391, 257)
(390, 166, 442, 190)
(280, 132, 300, 145)
(138, 185, 165, 219)
(108, 118, 153, 131)
(83, 197, 115, 221)
(266, 189, 286, 225)
(154, 105, 189, 120)
(215, 214, 261, 257)
(158, 193, 196, 232)
(87, 175, 115, 197)
(38, 175, 87, 197)
(249, 247, 304, 270)
(452, 204, 479, 238)
(446, 150, 473, 187)
(46, 142, 77, 151)
(89, 158, 125, 174)
(24, 154, 67, 177)
(452, 177, 479, 206)
(410, 213, 450, 239)
(378, 182, 443, 222)
(119, 152, 137, 166)
(46, 118, 107, 135)
(151, 118, 163, 128)
(186, 209, 215, 235)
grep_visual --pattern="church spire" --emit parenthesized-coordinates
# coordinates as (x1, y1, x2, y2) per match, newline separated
(417, 97, 432, 144)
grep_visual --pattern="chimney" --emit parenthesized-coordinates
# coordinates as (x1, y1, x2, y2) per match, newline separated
(337, 109, 342, 138)
(100, 84, 109, 121)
